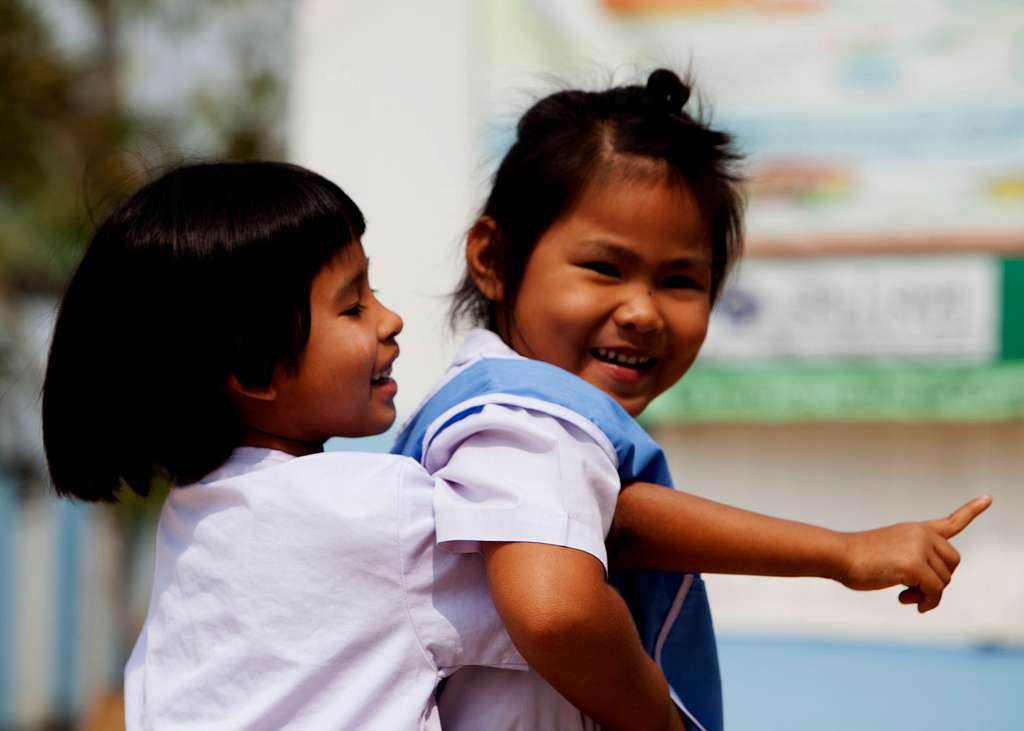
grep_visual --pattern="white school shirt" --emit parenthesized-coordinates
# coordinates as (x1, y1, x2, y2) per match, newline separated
(124, 447, 524, 731)
(410, 329, 622, 731)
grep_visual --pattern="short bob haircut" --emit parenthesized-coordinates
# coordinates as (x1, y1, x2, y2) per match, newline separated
(451, 68, 745, 332)
(42, 161, 365, 501)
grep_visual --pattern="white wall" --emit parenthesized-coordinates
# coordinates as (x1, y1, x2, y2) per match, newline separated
(290, 0, 482, 418)
(654, 421, 1024, 646)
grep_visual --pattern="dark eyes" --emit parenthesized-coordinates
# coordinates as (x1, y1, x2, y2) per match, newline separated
(580, 262, 703, 290)
(663, 274, 702, 290)
(580, 261, 621, 277)
(340, 287, 379, 317)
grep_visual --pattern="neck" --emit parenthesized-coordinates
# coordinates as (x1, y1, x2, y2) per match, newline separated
(238, 425, 323, 457)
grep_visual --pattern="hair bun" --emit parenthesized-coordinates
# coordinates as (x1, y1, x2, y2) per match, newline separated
(646, 69, 691, 115)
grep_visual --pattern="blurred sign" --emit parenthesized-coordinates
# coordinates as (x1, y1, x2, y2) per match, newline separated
(483, 0, 1024, 252)
(646, 256, 1024, 422)
(702, 256, 999, 362)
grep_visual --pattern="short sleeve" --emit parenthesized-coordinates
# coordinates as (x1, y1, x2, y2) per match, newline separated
(426, 403, 620, 570)
(396, 457, 527, 673)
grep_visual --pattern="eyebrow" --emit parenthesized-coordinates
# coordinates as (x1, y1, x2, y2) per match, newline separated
(579, 240, 711, 269)
(333, 257, 369, 303)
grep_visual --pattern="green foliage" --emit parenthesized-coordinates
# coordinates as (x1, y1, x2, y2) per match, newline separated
(1, 1, 128, 291)
(0, 0, 288, 294)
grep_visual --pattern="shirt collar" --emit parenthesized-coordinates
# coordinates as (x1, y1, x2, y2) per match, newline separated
(199, 447, 295, 484)
(451, 328, 522, 366)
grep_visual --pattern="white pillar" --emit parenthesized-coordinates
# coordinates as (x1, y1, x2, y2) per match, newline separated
(290, 0, 480, 418)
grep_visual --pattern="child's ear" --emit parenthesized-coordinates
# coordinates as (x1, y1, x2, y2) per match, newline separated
(466, 217, 504, 302)
(227, 373, 277, 402)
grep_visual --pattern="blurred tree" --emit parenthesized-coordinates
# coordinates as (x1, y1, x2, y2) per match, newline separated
(0, 0, 134, 292)
(0, 5, 290, 724)
(0, 0, 288, 294)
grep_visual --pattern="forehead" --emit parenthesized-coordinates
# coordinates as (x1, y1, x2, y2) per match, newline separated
(322, 240, 366, 272)
(311, 241, 366, 296)
(555, 175, 709, 257)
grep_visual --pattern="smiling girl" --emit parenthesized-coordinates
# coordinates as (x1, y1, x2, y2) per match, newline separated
(394, 70, 990, 731)
(42, 161, 527, 730)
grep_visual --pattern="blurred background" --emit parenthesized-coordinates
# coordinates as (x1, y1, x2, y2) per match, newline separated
(2, 0, 1022, 729)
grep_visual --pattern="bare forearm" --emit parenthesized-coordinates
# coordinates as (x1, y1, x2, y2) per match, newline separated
(482, 542, 683, 731)
(610, 482, 847, 579)
(611, 484, 992, 614)
(515, 584, 678, 731)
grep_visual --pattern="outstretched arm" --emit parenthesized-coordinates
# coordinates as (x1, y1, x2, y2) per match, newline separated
(481, 541, 686, 731)
(608, 485, 991, 613)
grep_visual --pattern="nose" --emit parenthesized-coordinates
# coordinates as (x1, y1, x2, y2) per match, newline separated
(378, 304, 403, 342)
(612, 287, 663, 334)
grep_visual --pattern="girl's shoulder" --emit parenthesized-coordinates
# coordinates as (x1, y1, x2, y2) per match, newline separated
(398, 356, 629, 455)
(198, 446, 421, 480)
(176, 448, 433, 513)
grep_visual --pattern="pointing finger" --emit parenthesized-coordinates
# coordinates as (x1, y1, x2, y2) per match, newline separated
(932, 496, 992, 539)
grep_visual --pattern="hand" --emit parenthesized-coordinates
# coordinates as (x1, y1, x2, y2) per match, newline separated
(837, 496, 991, 613)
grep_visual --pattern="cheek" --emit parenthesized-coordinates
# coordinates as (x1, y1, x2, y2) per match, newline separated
(515, 289, 597, 362)
(349, 331, 373, 366)
(310, 327, 371, 391)
(511, 258, 603, 363)
(665, 305, 710, 365)
(687, 315, 710, 350)
(676, 301, 710, 342)
(542, 291, 594, 334)
(521, 270, 598, 328)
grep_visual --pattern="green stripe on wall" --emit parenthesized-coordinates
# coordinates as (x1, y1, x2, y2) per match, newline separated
(643, 363, 1024, 424)
(1002, 258, 1024, 361)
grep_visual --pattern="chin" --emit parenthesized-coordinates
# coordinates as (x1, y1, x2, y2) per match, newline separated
(608, 393, 649, 417)
(342, 416, 394, 438)
(372, 412, 398, 435)
(623, 402, 648, 418)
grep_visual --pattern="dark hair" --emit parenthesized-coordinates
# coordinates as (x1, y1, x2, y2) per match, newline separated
(451, 68, 744, 331)
(42, 161, 365, 501)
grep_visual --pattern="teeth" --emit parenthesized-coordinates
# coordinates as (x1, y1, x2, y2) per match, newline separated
(372, 365, 392, 381)
(595, 348, 653, 367)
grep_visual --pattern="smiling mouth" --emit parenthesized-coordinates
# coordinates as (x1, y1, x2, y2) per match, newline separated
(590, 347, 658, 372)
(370, 363, 394, 385)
